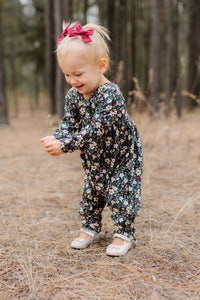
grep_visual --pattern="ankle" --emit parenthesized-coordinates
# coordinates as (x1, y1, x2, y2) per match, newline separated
(79, 232, 90, 240)
(112, 237, 124, 246)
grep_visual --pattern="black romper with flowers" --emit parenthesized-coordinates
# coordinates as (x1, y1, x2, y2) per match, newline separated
(54, 82, 143, 241)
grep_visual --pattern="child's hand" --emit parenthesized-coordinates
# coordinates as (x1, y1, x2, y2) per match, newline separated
(40, 136, 63, 156)
(40, 135, 56, 143)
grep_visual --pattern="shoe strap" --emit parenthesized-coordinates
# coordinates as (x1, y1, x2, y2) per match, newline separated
(113, 233, 132, 243)
(80, 228, 97, 238)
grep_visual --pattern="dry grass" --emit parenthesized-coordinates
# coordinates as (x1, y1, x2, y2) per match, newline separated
(0, 108, 200, 299)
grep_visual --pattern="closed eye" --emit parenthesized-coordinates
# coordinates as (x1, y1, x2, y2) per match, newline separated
(64, 73, 83, 78)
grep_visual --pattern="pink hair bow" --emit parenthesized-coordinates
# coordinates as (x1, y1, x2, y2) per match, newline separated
(69, 22, 94, 43)
(57, 23, 71, 43)
(57, 22, 94, 44)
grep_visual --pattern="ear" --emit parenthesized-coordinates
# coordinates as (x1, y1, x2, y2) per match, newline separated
(99, 57, 108, 73)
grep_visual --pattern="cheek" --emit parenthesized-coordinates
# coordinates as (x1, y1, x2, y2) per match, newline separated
(65, 76, 70, 84)
(79, 74, 87, 83)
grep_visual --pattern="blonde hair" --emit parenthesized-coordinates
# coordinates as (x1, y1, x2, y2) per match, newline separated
(56, 22, 110, 70)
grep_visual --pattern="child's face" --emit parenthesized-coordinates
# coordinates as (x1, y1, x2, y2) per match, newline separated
(58, 51, 107, 99)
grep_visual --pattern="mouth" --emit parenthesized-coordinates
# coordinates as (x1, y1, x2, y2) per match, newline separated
(75, 85, 84, 90)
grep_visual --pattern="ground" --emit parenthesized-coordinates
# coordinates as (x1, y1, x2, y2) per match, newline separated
(0, 107, 200, 299)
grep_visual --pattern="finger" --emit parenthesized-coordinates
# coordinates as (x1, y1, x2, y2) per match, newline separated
(46, 144, 56, 152)
(43, 140, 54, 147)
(41, 135, 50, 141)
(47, 150, 58, 156)
(43, 142, 51, 147)
(41, 136, 55, 142)
(43, 144, 50, 149)
(47, 149, 55, 155)
(49, 152, 58, 156)
(45, 145, 54, 152)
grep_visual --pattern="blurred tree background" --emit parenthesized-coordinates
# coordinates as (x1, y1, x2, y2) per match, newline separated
(0, 0, 200, 125)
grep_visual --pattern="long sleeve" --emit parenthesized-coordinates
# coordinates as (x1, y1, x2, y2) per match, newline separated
(59, 89, 126, 153)
(53, 88, 80, 140)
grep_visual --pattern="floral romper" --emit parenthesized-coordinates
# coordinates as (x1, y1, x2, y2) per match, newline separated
(54, 82, 143, 241)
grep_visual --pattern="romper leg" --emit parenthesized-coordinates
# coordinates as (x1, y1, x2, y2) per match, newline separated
(110, 206, 136, 242)
(79, 146, 108, 233)
(79, 176, 107, 233)
(107, 164, 142, 242)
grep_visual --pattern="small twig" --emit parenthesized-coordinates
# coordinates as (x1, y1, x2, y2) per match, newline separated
(165, 194, 198, 234)
(129, 77, 161, 120)
(185, 56, 200, 109)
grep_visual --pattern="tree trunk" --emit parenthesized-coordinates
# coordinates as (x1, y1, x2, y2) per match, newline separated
(0, 3, 8, 126)
(188, 1, 200, 108)
(83, 0, 88, 24)
(120, 0, 128, 100)
(107, 0, 116, 79)
(165, 0, 173, 117)
(144, 1, 151, 95)
(45, 0, 56, 115)
(176, 1, 183, 118)
(54, 0, 64, 118)
(150, 0, 160, 112)
(97, 0, 103, 24)
(34, 66, 39, 110)
(64, 0, 73, 21)
(131, 0, 136, 79)
(10, 39, 19, 117)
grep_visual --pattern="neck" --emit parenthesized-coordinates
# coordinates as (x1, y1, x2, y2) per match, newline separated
(83, 75, 110, 99)
(100, 75, 110, 85)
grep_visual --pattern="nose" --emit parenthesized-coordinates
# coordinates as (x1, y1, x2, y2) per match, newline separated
(66, 76, 77, 86)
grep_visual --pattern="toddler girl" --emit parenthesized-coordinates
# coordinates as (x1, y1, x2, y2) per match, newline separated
(41, 22, 143, 256)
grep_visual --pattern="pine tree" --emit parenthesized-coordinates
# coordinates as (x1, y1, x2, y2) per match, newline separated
(0, 2, 8, 126)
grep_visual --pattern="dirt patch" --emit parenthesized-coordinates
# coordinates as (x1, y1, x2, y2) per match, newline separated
(0, 109, 200, 299)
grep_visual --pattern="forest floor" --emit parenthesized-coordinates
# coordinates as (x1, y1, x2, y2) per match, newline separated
(0, 106, 200, 300)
